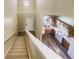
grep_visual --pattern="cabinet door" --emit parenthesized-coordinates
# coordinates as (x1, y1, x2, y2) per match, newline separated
(63, 23, 74, 37)
(45, 29, 51, 34)
(63, 23, 69, 29)
(50, 16, 57, 26)
(68, 26, 74, 37)
(62, 38, 70, 51)
(57, 20, 61, 27)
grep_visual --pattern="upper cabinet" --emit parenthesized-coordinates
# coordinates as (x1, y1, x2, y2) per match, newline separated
(68, 25, 74, 37)
(49, 15, 58, 27)
(58, 16, 74, 37)
(42, 15, 74, 37)
(58, 16, 74, 27)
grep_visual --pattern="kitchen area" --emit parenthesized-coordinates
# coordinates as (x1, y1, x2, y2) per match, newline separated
(42, 15, 74, 59)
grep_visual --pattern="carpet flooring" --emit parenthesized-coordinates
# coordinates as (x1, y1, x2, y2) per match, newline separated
(5, 36, 29, 59)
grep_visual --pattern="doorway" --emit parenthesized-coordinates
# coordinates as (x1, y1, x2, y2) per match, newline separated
(25, 15, 35, 31)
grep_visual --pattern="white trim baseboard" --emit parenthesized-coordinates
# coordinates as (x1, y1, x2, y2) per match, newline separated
(4, 32, 17, 58)
(4, 38, 16, 57)
(4, 32, 17, 42)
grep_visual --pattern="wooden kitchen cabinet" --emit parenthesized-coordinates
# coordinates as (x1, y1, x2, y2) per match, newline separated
(63, 23, 69, 29)
(50, 29, 55, 36)
(49, 15, 58, 26)
(61, 38, 70, 51)
(45, 28, 55, 36)
(68, 26, 74, 37)
(63, 22, 74, 37)
(45, 29, 51, 34)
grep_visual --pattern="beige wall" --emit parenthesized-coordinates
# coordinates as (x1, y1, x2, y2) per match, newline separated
(36, 0, 74, 18)
(4, 33, 17, 57)
(17, 0, 36, 31)
(17, 0, 25, 31)
(35, 0, 74, 39)
(17, 12, 26, 31)
(4, 0, 17, 56)
(4, 0, 17, 40)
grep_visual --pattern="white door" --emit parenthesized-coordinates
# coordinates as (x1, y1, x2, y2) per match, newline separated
(26, 16, 34, 31)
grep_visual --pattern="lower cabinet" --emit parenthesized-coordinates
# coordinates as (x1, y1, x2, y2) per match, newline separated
(45, 28, 55, 36)
(55, 33, 70, 51)
(61, 38, 70, 51)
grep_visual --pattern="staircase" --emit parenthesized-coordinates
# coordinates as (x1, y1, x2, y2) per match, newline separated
(5, 36, 29, 59)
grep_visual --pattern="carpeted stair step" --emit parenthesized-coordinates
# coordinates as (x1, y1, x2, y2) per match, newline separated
(5, 36, 29, 59)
